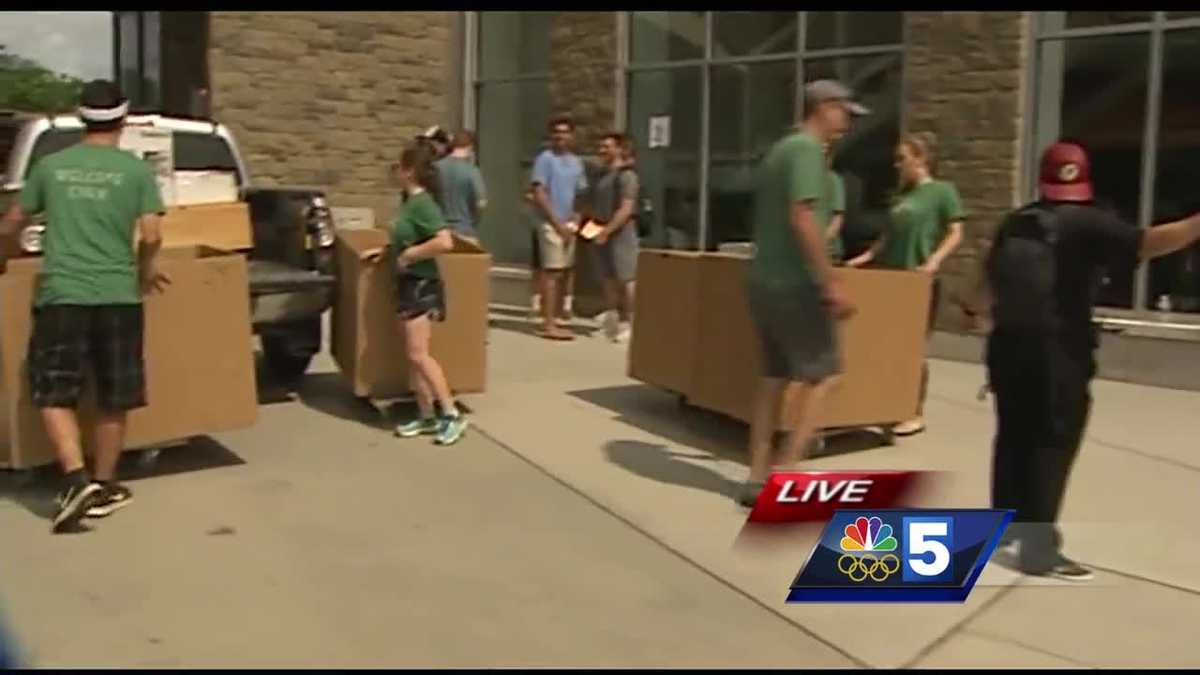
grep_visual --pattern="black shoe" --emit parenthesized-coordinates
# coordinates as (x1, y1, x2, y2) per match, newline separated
(86, 482, 134, 518)
(1024, 557, 1094, 582)
(52, 482, 103, 533)
(737, 481, 766, 508)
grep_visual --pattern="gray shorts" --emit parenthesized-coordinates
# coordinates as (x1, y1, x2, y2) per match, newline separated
(747, 279, 841, 383)
(589, 225, 639, 283)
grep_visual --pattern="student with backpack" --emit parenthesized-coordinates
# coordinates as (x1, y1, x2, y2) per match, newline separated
(966, 141, 1200, 581)
(585, 132, 643, 343)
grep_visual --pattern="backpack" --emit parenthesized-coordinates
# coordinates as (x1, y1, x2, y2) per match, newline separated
(610, 167, 653, 238)
(986, 204, 1060, 335)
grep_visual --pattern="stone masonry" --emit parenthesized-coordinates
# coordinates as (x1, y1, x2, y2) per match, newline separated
(208, 12, 458, 226)
(903, 11, 1030, 331)
(548, 13, 618, 153)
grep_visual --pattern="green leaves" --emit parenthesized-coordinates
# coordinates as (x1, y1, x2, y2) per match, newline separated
(0, 45, 84, 114)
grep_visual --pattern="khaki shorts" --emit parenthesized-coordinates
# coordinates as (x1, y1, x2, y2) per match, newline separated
(536, 222, 576, 270)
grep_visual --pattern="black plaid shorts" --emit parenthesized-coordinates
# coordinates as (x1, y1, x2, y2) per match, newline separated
(27, 304, 147, 412)
(394, 273, 447, 322)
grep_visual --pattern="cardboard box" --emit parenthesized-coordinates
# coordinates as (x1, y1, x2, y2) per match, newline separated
(146, 202, 254, 251)
(173, 171, 239, 207)
(628, 249, 703, 395)
(631, 250, 931, 431)
(332, 228, 490, 399)
(0, 246, 259, 469)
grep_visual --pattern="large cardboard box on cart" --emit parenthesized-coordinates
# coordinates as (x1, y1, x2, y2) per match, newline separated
(629, 250, 931, 431)
(332, 228, 490, 399)
(0, 246, 259, 470)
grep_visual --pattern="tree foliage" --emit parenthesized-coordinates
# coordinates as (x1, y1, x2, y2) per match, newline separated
(0, 44, 84, 113)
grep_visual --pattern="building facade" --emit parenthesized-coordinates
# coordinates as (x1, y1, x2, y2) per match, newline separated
(5, 11, 1200, 337)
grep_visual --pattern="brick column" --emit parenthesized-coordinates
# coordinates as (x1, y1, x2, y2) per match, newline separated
(208, 12, 454, 226)
(903, 11, 1030, 331)
(548, 12, 618, 150)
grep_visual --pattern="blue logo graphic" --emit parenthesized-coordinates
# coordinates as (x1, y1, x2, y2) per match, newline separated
(787, 509, 1012, 603)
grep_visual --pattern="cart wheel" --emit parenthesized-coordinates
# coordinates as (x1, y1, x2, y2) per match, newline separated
(810, 436, 827, 456)
(137, 447, 162, 469)
(880, 426, 897, 446)
(676, 393, 690, 409)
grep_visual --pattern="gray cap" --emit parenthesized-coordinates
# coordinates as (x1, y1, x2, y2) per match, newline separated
(804, 79, 870, 116)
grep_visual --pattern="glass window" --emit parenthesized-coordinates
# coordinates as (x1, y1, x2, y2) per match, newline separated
(631, 12, 705, 63)
(627, 68, 703, 249)
(0, 12, 113, 113)
(708, 60, 796, 248)
(478, 11, 555, 80)
(476, 79, 553, 264)
(173, 132, 238, 173)
(1150, 29, 1200, 313)
(1040, 33, 1150, 309)
(1169, 12, 1200, 20)
(713, 12, 797, 58)
(806, 53, 903, 260)
(1064, 12, 1152, 29)
(805, 12, 902, 51)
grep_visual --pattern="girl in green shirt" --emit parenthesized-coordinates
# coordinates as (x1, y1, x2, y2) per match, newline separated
(389, 142, 468, 446)
(846, 133, 966, 436)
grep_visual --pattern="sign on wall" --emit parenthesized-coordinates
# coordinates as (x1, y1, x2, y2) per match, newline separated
(649, 115, 671, 149)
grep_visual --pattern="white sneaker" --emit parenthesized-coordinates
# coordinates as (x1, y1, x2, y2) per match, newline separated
(613, 322, 632, 344)
(602, 310, 619, 340)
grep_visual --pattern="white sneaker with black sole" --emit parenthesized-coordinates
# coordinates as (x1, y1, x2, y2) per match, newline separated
(52, 482, 103, 533)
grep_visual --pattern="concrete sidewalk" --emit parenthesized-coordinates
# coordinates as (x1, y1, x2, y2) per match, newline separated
(476, 308, 1200, 669)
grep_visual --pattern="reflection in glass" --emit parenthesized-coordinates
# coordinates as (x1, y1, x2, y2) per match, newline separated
(713, 12, 797, 58)
(806, 53, 903, 260)
(1048, 33, 1150, 309)
(707, 60, 796, 248)
(1150, 29, 1200, 313)
(805, 12, 902, 51)
(628, 68, 703, 249)
(631, 12, 705, 63)
(478, 11, 556, 80)
(0, 11, 113, 112)
(476, 79, 553, 264)
(1064, 11, 1152, 29)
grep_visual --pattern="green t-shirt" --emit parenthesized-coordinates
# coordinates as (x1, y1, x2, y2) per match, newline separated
(826, 171, 846, 262)
(877, 179, 966, 270)
(749, 131, 829, 288)
(390, 190, 446, 279)
(19, 143, 164, 307)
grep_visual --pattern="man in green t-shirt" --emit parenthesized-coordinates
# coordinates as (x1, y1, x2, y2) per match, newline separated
(1, 81, 168, 533)
(740, 79, 868, 508)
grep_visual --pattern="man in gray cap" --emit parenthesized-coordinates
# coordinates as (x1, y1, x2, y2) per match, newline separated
(739, 79, 868, 507)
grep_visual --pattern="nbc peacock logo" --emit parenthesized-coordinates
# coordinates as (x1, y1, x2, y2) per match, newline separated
(837, 516, 901, 582)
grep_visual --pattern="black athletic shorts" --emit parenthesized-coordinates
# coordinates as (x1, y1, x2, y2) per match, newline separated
(395, 273, 447, 321)
(27, 304, 147, 412)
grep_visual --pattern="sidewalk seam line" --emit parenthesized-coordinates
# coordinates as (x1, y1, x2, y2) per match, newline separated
(471, 425, 871, 670)
(962, 628, 1094, 668)
(897, 583, 1017, 669)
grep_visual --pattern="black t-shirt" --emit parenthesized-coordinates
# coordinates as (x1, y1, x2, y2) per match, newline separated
(1033, 200, 1142, 345)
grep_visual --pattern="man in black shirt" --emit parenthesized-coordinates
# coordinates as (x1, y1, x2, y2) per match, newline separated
(968, 141, 1200, 581)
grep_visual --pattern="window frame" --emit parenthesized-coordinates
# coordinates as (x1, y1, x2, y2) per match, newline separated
(464, 11, 907, 256)
(1027, 11, 1200, 317)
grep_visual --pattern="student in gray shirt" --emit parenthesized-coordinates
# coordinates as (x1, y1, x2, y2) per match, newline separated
(586, 132, 641, 343)
(434, 130, 488, 243)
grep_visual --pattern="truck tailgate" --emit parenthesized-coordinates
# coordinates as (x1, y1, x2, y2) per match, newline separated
(248, 260, 334, 294)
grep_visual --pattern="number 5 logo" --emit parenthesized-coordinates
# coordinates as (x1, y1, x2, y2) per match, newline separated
(902, 517, 954, 583)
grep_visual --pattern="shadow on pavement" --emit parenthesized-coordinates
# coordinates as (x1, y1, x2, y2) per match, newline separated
(604, 439, 741, 498)
(294, 372, 391, 431)
(570, 384, 892, 466)
(0, 436, 244, 523)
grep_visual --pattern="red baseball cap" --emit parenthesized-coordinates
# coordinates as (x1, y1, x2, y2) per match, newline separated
(1039, 141, 1093, 202)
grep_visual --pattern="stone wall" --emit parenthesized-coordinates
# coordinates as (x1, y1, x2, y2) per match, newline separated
(208, 12, 458, 225)
(903, 11, 1029, 331)
(548, 12, 618, 152)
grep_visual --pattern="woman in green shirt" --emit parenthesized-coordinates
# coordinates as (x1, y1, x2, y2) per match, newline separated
(846, 132, 966, 436)
(389, 142, 469, 446)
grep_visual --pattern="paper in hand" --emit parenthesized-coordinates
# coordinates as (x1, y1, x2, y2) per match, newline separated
(579, 221, 605, 241)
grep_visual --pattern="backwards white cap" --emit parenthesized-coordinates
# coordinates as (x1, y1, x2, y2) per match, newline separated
(78, 100, 129, 123)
